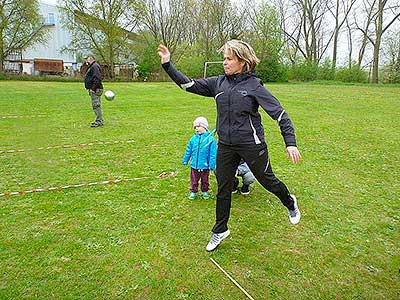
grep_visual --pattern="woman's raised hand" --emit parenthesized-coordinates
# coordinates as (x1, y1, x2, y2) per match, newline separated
(157, 44, 171, 64)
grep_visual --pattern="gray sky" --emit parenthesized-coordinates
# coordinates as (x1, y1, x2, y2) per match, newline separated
(41, 0, 58, 5)
(38, 0, 399, 66)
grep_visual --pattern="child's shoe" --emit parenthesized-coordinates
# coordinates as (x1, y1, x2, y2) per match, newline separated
(188, 192, 197, 200)
(202, 192, 210, 200)
(241, 184, 250, 195)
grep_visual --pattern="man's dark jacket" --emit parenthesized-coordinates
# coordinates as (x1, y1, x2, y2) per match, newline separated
(84, 61, 103, 91)
(162, 62, 296, 147)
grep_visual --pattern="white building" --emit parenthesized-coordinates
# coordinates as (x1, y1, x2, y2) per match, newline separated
(21, 1, 77, 75)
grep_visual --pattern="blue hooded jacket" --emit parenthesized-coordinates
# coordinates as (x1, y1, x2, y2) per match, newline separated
(183, 130, 217, 170)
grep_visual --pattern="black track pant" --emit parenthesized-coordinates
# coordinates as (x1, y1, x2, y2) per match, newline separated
(212, 142, 295, 233)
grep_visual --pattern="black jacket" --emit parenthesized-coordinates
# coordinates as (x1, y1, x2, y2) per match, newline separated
(84, 61, 103, 91)
(162, 62, 296, 147)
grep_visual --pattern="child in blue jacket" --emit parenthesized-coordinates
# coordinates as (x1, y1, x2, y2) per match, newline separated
(183, 116, 217, 200)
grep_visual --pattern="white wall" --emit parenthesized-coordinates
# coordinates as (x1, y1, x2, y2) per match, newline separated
(23, 1, 75, 63)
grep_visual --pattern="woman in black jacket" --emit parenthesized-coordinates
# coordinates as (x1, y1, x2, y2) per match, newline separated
(157, 40, 302, 252)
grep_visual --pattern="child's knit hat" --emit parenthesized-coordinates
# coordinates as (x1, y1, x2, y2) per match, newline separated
(193, 116, 209, 130)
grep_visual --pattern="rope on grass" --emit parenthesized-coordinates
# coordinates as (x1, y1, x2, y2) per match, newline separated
(0, 115, 46, 119)
(0, 139, 135, 154)
(210, 258, 255, 300)
(0, 171, 176, 198)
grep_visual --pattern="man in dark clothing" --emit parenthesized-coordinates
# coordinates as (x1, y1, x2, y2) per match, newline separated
(84, 55, 104, 127)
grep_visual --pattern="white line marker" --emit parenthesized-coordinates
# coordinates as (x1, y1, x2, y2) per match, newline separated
(0, 139, 135, 154)
(0, 115, 46, 119)
(0, 172, 176, 198)
(210, 258, 255, 300)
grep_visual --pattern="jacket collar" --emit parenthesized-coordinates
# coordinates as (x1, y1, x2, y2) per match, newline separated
(196, 130, 214, 137)
(225, 69, 256, 82)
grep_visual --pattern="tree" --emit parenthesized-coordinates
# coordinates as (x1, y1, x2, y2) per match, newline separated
(355, 0, 400, 82)
(134, 0, 193, 57)
(130, 0, 196, 78)
(370, 0, 400, 82)
(345, 9, 354, 67)
(188, 0, 244, 62)
(382, 30, 400, 82)
(0, 0, 48, 74)
(245, 0, 287, 81)
(276, 0, 299, 64)
(353, 0, 375, 68)
(60, 0, 138, 79)
(280, 0, 333, 64)
(328, 0, 357, 70)
(130, 30, 160, 79)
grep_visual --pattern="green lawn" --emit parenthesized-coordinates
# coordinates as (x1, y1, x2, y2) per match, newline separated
(0, 81, 399, 299)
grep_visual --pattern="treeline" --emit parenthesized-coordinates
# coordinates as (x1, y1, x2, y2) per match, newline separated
(1, 0, 399, 83)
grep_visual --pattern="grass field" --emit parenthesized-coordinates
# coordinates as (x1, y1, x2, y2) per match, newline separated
(0, 80, 399, 299)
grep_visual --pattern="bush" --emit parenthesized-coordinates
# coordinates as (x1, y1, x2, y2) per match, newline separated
(288, 61, 319, 81)
(256, 59, 288, 82)
(205, 62, 224, 77)
(176, 55, 207, 78)
(381, 64, 400, 84)
(335, 66, 368, 83)
(136, 42, 160, 80)
(317, 59, 335, 81)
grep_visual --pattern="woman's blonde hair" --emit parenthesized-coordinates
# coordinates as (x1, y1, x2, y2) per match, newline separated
(220, 40, 260, 73)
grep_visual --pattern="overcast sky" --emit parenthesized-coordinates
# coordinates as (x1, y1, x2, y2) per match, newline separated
(41, 0, 58, 5)
(38, 0, 399, 66)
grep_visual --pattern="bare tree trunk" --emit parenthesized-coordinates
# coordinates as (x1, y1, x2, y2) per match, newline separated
(305, 0, 318, 63)
(330, 0, 357, 70)
(357, 33, 369, 67)
(109, 43, 115, 79)
(355, 0, 376, 67)
(332, 0, 340, 69)
(0, 29, 4, 74)
(303, 5, 311, 61)
(358, 0, 400, 82)
(287, 0, 331, 64)
(345, 15, 353, 68)
(375, 0, 400, 82)
(397, 40, 400, 67)
(371, 0, 384, 83)
(278, 0, 297, 63)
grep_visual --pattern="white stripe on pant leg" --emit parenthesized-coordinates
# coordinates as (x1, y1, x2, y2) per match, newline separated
(264, 158, 270, 174)
(249, 116, 261, 144)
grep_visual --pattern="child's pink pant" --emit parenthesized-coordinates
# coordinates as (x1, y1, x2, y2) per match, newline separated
(190, 168, 210, 193)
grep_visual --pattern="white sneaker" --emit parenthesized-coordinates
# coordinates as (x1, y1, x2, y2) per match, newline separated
(206, 229, 230, 252)
(288, 195, 301, 225)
